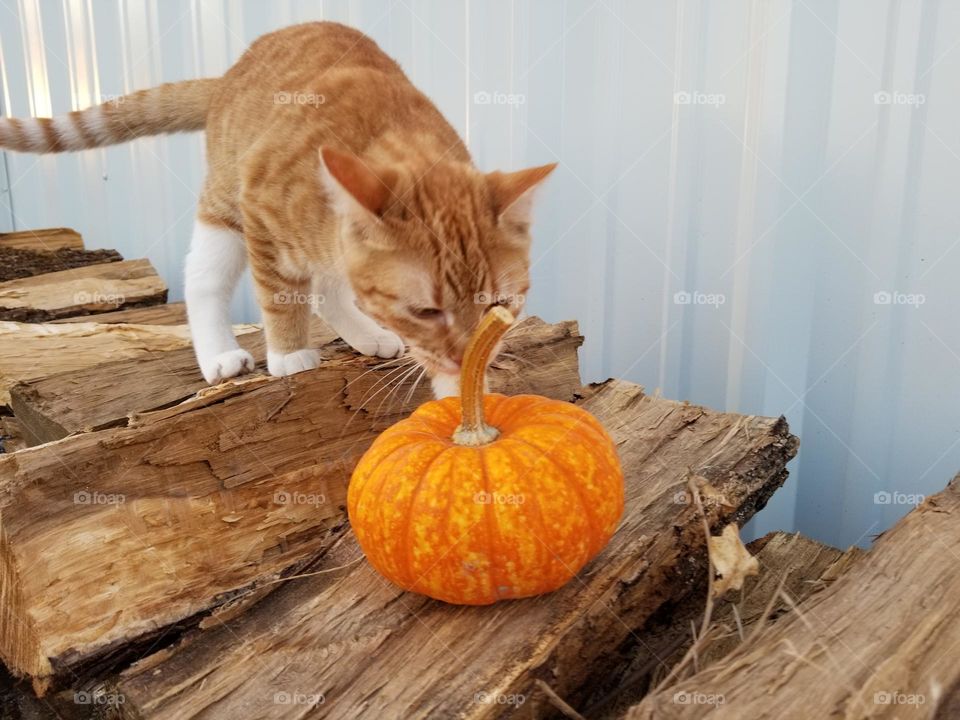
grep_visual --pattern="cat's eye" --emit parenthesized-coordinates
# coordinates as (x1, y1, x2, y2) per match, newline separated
(410, 306, 444, 320)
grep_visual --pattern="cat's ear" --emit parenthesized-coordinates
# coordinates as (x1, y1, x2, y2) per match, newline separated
(487, 162, 558, 226)
(318, 146, 397, 219)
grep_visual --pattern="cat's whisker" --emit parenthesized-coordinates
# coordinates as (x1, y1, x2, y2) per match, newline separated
(403, 366, 427, 407)
(329, 356, 414, 410)
(356, 359, 417, 409)
(342, 354, 415, 396)
(335, 359, 419, 446)
(356, 360, 418, 411)
(374, 362, 422, 417)
(491, 261, 525, 286)
(356, 367, 414, 426)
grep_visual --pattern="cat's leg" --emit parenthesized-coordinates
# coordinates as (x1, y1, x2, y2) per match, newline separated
(245, 239, 319, 377)
(313, 274, 404, 358)
(185, 218, 255, 384)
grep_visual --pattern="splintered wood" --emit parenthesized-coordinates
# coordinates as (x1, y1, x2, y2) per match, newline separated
(0, 317, 585, 693)
(113, 381, 797, 719)
(0, 228, 83, 251)
(0, 259, 167, 322)
(0, 320, 257, 409)
(628, 476, 960, 719)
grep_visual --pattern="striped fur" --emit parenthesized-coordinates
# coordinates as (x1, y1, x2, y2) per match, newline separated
(1, 22, 556, 393)
(0, 78, 218, 153)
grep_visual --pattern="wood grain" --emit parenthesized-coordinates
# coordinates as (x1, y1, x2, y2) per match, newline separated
(113, 380, 798, 720)
(628, 475, 960, 719)
(0, 318, 583, 692)
(0, 320, 257, 410)
(587, 532, 863, 717)
(51, 302, 188, 326)
(0, 228, 83, 251)
(0, 259, 167, 322)
(8, 317, 579, 445)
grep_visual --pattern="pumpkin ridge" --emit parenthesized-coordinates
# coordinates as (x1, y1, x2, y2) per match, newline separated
(478, 444, 504, 602)
(496, 440, 549, 591)
(401, 445, 450, 591)
(504, 435, 601, 555)
(509, 422, 623, 541)
(491, 394, 561, 429)
(502, 439, 569, 594)
(419, 446, 466, 599)
(511, 406, 610, 440)
(390, 429, 453, 446)
(418, 397, 460, 426)
(508, 414, 613, 453)
(349, 439, 415, 506)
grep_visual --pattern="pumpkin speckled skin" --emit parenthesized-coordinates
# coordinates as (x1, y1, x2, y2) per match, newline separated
(348, 392, 624, 605)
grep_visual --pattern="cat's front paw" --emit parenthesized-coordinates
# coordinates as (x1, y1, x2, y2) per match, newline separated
(343, 330, 404, 359)
(200, 349, 256, 385)
(267, 348, 321, 377)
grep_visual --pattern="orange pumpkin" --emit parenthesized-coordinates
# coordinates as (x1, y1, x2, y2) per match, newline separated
(348, 307, 624, 605)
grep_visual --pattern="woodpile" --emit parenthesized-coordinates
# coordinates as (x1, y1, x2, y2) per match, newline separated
(626, 477, 960, 719)
(0, 315, 583, 695)
(0, 227, 952, 719)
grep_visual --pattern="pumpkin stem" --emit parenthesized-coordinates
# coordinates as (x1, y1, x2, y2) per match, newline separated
(452, 306, 515, 446)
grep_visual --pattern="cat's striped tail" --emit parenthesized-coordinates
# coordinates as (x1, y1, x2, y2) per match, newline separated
(0, 78, 219, 153)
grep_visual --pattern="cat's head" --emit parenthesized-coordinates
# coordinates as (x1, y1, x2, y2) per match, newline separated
(318, 146, 556, 388)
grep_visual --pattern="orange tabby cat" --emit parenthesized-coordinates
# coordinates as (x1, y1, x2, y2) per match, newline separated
(0, 22, 555, 397)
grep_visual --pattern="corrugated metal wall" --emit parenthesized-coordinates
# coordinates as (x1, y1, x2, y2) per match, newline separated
(1, 0, 958, 549)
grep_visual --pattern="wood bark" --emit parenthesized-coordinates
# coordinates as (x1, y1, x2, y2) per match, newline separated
(50, 302, 187, 326)
(0, 259, 167, 322)
(0, 318, 583, 693)
(0, 228, 83, 252)
(0, 321, 257, 410)
(8, 320, 330, 444)
(112, 380, 798, 720)
(0, 248, 121, 283)
(587, 532, 864, 717)
(628, 475, 960, 719)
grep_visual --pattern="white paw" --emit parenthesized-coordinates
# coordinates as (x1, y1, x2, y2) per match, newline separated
(267, 349, 321, 377)
(431, 373, 460, 399)
(200, 349, 256, 385)
(343, 330, 404, 359)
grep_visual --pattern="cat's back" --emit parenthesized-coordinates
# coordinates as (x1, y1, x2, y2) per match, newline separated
(223, 22, 403, 91)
